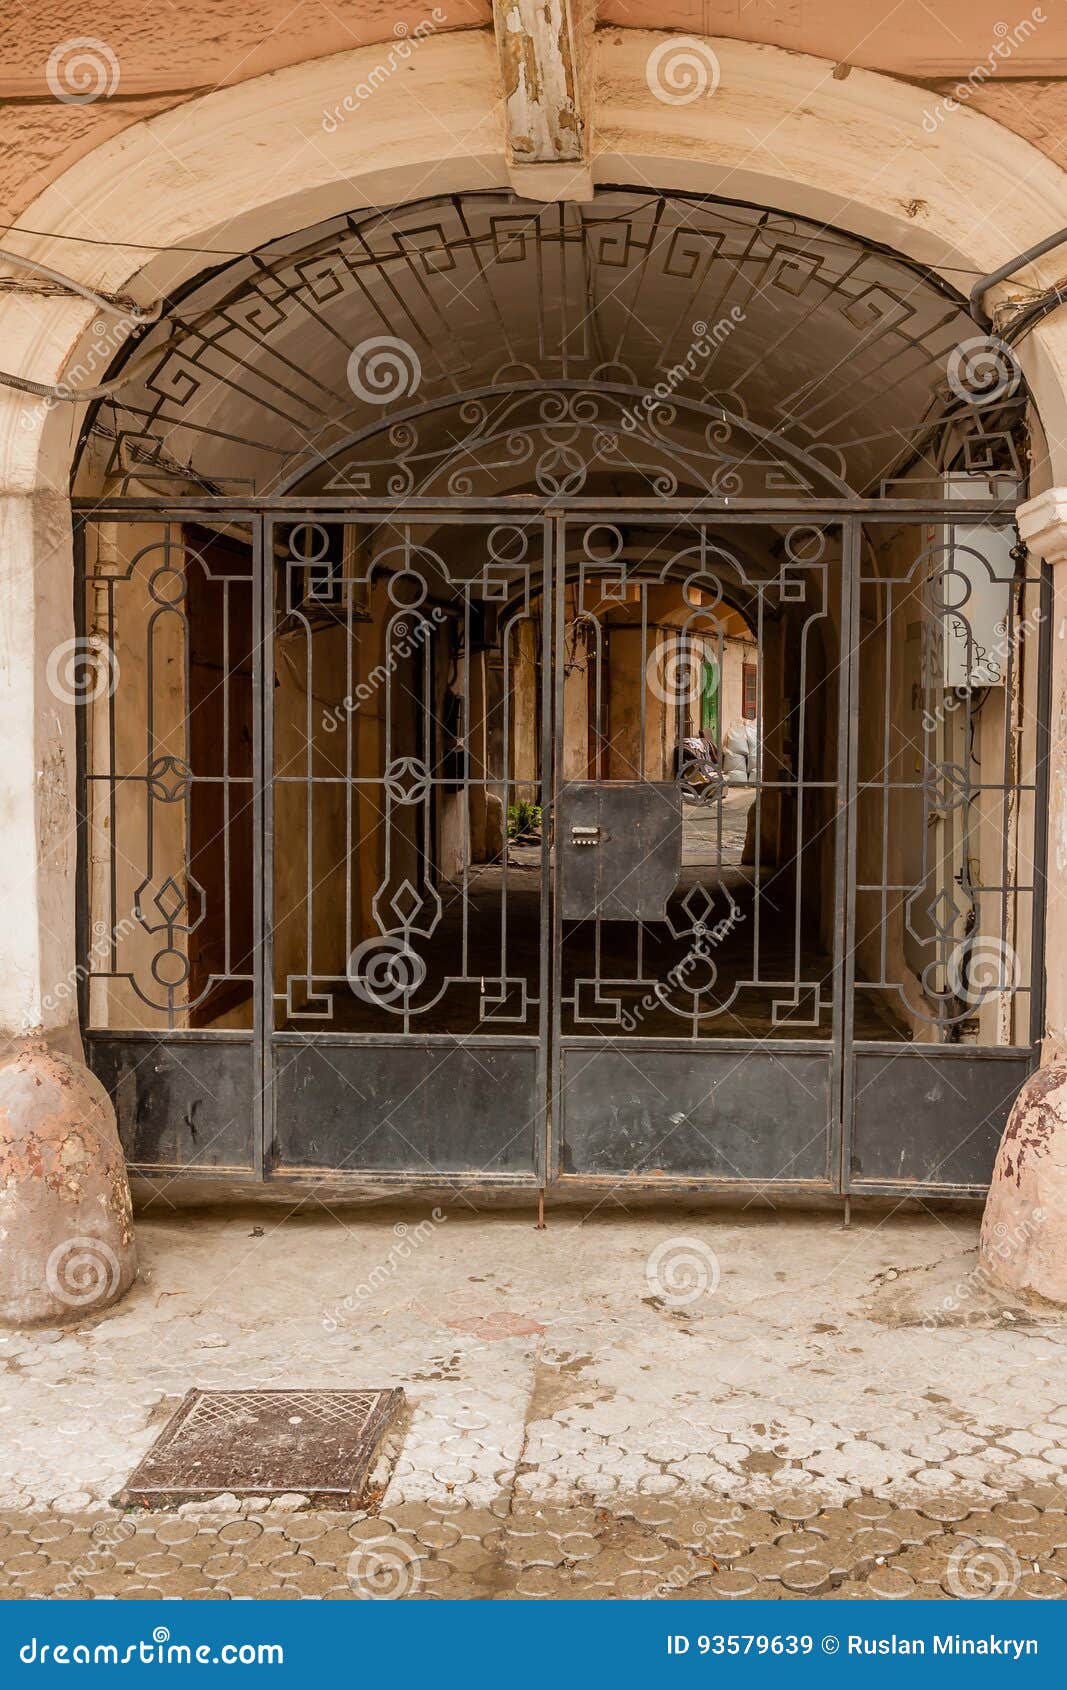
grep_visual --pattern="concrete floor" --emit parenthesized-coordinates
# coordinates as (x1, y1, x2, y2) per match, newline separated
(3, 1202, 1067, 1597)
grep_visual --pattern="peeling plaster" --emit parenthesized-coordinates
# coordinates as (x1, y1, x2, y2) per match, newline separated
(995, 1064, 1065, 1185)
(36, 735, 70, 853)
(494, 0, 584, 163)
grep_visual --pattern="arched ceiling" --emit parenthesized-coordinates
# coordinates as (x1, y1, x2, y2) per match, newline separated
(82, 187, 1026, 500)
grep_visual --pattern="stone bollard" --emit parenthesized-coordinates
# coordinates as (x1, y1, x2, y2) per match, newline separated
(979, 1062, 1067, 1305)
(0, 1039, 136, 1325)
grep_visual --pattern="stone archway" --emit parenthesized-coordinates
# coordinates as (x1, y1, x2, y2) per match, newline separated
(5, 24, 1067, 1316)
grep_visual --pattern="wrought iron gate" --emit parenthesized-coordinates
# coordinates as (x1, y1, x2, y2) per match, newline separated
(265, 510, 553, 1182)
(75, 494, 1048, 1196)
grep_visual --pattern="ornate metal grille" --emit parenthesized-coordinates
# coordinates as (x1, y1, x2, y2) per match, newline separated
(81, 188, 1024, 503)
(270, 514, 549, 1039)
(552, 519, 844, 1040)
(78, 520, 257, 1030)
(72, 188, 1045, 1198)
(75, 496, 1047, 1195)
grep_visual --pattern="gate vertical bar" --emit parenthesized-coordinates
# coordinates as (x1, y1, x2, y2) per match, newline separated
(1028, 557, 1053, 1054)
(547, 507, 564, 1183)
(536, 515, 555, 1185)
(837, 514, 862, 1194)
(73, 515, 91, 1044)
(257, 513, 273, 1178)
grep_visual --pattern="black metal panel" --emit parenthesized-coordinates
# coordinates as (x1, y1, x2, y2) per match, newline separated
(89, 1036, 256, 1170)
(849, 1048, 1034, 1190)
(560, 1045, 833, 1181)
(272, 1041, 541, 1174)
(559, 782, 681, 920)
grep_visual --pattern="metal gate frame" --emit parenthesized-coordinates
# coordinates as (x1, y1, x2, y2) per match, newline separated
(261, 506, 555, 1189)
(839, 507, 1050, 1199)
(546, 508, 856, 1198)
(73, 494, 1050, 1197)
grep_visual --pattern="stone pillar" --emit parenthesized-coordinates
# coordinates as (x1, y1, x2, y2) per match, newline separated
(979, 488, 1067, 1303)
(0, 486, 136, 1325)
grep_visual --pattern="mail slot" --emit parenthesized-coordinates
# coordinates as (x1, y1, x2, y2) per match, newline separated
(559, 782, 682, 920)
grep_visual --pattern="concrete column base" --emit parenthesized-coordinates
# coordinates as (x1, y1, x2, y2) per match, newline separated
(979, 1063, 1067, 1305)
(0, 1038, 136, 1326)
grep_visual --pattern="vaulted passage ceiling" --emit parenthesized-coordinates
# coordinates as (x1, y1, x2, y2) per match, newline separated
(82, 187, 1025, 500)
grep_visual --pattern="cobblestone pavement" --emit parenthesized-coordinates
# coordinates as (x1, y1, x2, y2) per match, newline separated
(3, 1206, 1067, 1599)
(2, 1492, 1067, 1600)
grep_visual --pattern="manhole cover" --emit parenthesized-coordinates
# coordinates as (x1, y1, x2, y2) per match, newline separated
(120, 1388, 403, 1507)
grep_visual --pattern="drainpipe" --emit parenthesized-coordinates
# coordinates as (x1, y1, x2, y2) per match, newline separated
(970, 226, 1067, 333)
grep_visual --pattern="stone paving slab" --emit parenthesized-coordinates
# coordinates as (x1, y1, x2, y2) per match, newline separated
(2, 1493, 1065, 1600)
(4, 1203, 1067, 1605)
(3, 1209, 1067, 1519)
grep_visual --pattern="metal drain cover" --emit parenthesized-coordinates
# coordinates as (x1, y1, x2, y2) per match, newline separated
(120, 1388, 403, 1507)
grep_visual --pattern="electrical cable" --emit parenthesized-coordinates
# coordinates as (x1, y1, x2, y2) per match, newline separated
(0, 245, 161, 322)
(969, 225, 1067, 340)
(0, 244, 168, 401)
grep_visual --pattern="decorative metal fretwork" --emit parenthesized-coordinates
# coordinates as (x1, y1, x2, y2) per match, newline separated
(271, 514, 549, 1038)
(81, 188, 1027, 502)
(71, 186, 1046, 1194)
(75, 496, 1048, 1195)
(80, 520, 256, 1030)
(852, 512, 1043, 1044)
(555, 518, 845, 1042)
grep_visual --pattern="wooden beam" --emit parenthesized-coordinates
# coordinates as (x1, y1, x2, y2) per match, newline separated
(492, 0, 593, 200)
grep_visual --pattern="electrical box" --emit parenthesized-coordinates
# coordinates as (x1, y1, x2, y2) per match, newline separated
(559, 782, 681, 921)
(924, 474, 1018, 689)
